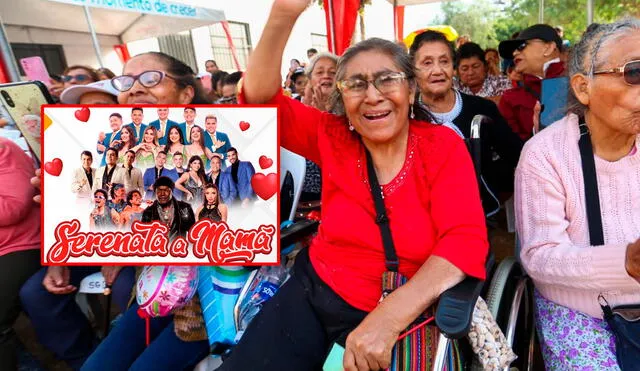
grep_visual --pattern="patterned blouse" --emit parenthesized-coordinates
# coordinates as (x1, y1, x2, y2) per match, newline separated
(456, 75, 512, 98)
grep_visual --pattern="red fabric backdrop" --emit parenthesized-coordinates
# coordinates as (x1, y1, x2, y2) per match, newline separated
(322, 0, 360, 56)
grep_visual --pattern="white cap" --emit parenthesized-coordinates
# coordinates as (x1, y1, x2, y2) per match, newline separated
(60, 80, 119, 104)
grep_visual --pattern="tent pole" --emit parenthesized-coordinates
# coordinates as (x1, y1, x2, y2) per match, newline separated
(587, 0, 594, 25)
(83, 6, 104, 68)
(327, 0, 337, 53)
(0, 16, 21, 82)
(538, 0, 544, 23)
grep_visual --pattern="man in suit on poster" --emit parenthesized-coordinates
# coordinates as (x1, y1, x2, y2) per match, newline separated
(123, 107, 148, 145)
(223, 147, 255, 207)
(93, 148, 127, 199)
(203, 114, 232, 164)
(96, 113, 123, 167)
(148, 107, 180, 146)
(71, 150, 96, 202)
(178, 107, 197, 144)
(142, 150, 179, 200)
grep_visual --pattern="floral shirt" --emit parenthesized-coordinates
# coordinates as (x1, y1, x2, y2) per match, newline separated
(456, 75, 512, 98)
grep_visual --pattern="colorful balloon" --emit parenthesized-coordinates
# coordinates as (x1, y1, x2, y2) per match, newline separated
(136, 266, 198, 318)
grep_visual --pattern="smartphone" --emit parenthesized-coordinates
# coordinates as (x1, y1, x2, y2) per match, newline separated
(0, 81, 54, 164)
(540, 77, 569, 129)
(20, 57, 52, 88)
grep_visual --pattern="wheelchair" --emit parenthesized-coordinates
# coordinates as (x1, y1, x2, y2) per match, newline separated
(197, 126, 541, 370)
(433, 115, 540, 370)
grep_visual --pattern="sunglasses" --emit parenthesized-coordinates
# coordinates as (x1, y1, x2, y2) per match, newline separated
(593, 60, 640, 85)
(62, 74, 91, 82)
(515, 41, 530, 52)
(94, 195, 105, 200)
(111, 70, 178, 92)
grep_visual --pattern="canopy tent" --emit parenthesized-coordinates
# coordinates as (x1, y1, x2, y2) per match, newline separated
(0, 0, 228, 82)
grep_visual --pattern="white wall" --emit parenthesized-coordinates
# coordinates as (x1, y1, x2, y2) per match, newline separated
(5, 25, 124, 74)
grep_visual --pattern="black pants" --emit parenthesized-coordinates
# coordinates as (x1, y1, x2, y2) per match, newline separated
(219, 249, 368, 371)
(0, 249, 41, 370)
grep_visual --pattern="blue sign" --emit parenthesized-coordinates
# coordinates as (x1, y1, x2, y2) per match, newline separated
(49, 0, 225, 21)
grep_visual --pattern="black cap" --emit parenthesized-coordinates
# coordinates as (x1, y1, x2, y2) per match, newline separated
(498, 24, 563, 59)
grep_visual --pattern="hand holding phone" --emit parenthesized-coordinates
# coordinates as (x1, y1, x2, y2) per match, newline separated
(20, 57, 52, 88)
(0, 81, 54, 165)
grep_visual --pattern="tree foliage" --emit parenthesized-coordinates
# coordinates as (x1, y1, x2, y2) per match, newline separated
(436, 0, 640, 49)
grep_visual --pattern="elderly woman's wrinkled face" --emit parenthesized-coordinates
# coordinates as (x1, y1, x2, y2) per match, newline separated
(458, 56, 487, 89)
(341, 50, 412, 145)
(589, 31, 640, 135)
(414, 41, 454, 98)
(310, 57, 337, 97)
(117, 55, 193, 105)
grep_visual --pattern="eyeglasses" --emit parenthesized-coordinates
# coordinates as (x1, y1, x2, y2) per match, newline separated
(111, 70, 178, 92)
(593, 60, 640, 85)
(62, 74, 91, 83)
(336, 72, 407, 98)
(94, 195, 105, 200)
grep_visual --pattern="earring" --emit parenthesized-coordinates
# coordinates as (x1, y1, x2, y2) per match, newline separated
(348, 122, 354, 131)
(410, 104, 415, 119)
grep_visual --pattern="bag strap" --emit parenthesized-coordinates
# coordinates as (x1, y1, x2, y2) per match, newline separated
(577, 116, 605, 246)
(365, 148, 399, 272)
(517, 81, 540, 100)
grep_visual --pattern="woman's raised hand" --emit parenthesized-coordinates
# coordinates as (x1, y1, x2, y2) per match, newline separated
(272, 0, 314, 17)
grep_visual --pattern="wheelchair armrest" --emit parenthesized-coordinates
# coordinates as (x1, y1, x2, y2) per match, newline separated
(280, 219, 319, 248)
(435, 251, 494, 340)
(435, 275, 484, 340)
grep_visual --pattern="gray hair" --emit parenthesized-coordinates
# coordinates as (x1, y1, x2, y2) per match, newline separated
(329, 38, 416, 116)
(305, 52, 339, 76)
(567, 18, 640, 116)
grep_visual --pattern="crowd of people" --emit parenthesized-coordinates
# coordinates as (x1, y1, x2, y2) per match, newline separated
(71, 105, 254, 234)
(0, 0, 638, 369)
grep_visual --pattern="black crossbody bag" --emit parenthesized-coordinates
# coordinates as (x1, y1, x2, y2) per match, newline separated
(578, 116, 640, 370)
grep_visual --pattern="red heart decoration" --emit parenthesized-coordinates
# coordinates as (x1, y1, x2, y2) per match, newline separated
(74, 107, 90, 122)
(44, 158, 63, 176)
(258, 155, 273, 170)
(251, 173, 277, 200)
(239, 121, 250, 131)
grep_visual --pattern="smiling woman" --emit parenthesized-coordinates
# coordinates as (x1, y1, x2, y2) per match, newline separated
(114, 52, 210, 105)
(410, 30, 523, 217)
(220, 1, 490, 370)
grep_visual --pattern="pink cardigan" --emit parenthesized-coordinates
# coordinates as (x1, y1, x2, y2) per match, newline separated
(0, 138, 40, 257)
(515, 114, 640, 319)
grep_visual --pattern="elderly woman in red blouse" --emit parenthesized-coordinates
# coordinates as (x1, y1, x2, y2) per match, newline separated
(219, 1, 489, 370)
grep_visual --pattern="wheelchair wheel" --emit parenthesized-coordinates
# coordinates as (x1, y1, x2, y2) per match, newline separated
(473, 257, 542, 371)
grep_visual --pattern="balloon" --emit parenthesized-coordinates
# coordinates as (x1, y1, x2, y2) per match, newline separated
(136, 266, 198, 318)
